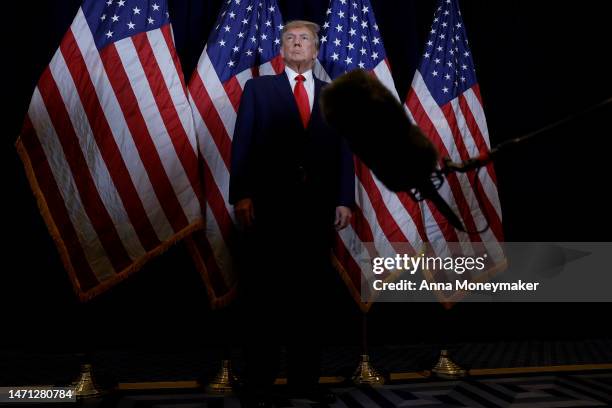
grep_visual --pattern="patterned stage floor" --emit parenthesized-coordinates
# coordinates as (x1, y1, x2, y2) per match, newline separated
(1, 341, 612, 407)
(41, 370, 612, 408)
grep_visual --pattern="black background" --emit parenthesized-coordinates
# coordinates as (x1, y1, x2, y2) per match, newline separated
(3, 1, 612, 351)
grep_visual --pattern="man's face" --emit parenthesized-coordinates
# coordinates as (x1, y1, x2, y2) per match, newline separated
(281, 26, 318, 71)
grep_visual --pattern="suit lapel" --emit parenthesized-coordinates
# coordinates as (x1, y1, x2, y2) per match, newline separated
(309, 77, 324, 130)
(273, 73, 303, 128)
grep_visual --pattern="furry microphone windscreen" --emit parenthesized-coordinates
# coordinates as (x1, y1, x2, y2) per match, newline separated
(320, 69, 439, 193)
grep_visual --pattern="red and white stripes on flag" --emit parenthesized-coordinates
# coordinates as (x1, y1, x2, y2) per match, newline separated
(406, 76, 506, 303)
(313, 60, 430, 310)
(185, 0, 285, 307)
(406, 74, 504, 247)
(316, 60, 431, 311)
(404, 0, 505, 303)
(316, 0, 431, 311)
(16, 3, 204, 301)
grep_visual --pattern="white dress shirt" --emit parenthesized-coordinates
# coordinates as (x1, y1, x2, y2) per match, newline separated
(285, 66, 314, 112)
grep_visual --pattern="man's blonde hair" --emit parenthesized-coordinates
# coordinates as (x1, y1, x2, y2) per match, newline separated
(281, 20, 320, 50)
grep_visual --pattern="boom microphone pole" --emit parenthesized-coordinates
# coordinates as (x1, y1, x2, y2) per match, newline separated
(442, 96, 612, 175)
(320, 69, 612, 234)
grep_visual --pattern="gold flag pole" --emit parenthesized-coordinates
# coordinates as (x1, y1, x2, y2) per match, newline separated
(352, 312, 384, 386)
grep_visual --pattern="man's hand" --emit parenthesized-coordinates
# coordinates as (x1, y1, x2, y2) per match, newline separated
(235, 198, 255, 228)
(334, 206, 352, 230)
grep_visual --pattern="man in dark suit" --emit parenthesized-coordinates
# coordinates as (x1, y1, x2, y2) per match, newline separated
(229, 20, 354, 407)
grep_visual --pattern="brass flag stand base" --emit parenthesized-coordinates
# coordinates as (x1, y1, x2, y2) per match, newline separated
(72, 363, 103, 398)
(352, 354, 385, 386)
(352, 313, 384, 386)
(431, 349, 466, 379)
(205, 359, 238, 395)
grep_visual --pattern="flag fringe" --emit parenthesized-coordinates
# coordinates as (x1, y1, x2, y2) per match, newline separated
(184, 236, 238, 309)
(422, 257, 509, 310)
(16, 135, 206, 303)
(331, 244, 430, 312)
(331, 254, 371, 313)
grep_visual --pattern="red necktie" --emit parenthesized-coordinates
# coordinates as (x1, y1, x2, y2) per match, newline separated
(293, 74, 310, 128)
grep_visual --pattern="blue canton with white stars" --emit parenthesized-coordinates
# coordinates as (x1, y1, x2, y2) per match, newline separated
(420, 0, 478, 106)
(318, 0, 386, 80)
(83, 0, 170, 50)
(206, 0, 283, 83)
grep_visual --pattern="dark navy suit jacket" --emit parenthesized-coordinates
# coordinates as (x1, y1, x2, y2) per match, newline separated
(229, 72, 355, 228)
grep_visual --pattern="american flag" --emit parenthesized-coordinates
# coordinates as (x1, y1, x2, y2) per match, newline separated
(315, 0, 431, 309)
(186, 0, 284, 307)
(16, 0, 204, 301)
(405, 0, 505, 302)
